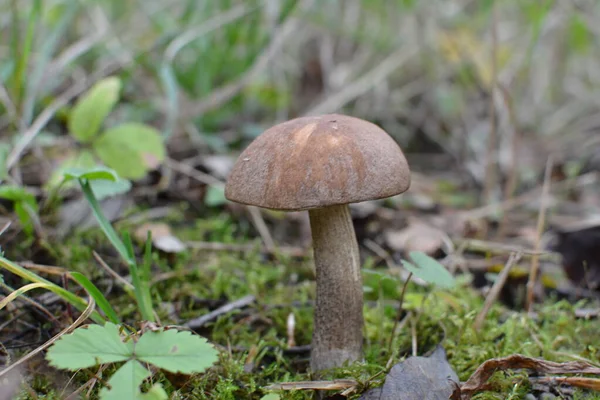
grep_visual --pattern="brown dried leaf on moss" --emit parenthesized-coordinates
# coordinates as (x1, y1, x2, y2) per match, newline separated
(359, 345, 459, 400)
(460, 354, 600, 399)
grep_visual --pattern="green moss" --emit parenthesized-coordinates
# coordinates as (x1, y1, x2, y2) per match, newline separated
(6, 210, 600, 399)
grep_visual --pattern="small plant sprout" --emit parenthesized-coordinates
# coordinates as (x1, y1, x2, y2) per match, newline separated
(46, 322, 219, 400)
(0, 184, 39, 236)
(225, 114, 411, 372)
(61, 166, 154, 322)
(48, 76, 166, 195)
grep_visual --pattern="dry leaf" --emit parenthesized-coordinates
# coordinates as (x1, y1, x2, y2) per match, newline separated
(461, 354, 600, 399)
(359, 345, 459, 400)
(385, 217, 448, 255)
(134, 222, 186, 253)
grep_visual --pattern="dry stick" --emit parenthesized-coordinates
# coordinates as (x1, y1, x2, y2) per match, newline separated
(92, 251, 133, 290)
(410, 316, 418, 357)
(474, 251, 522, 331)
(304, 45, 419, 116)
(164, 157, 276, 252)
(186, 240, 306, 257)
(459, 171, 596, 221)
(0, 220, 12, 237)
(526, 155, 554, 313)
(481, 2, 499, 238)
(452, 238, 557, 258)
(496, 84, 521, 239)
(0, 281, 58, 323)
(184, 294, 256, 329)
(387, 272, 413, 356)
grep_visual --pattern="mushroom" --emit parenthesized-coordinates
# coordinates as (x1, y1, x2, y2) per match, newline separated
(225, 114, 410, 372)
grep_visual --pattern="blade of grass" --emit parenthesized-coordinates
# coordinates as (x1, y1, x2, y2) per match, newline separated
(79, 179, 154, 321)
(0, 255, 105, 324)
(11, 0, 42, 113)
(0, 282, 50, 310)
(123, 232, 154, 322)
(22, 2, 79, 126)
(79, 179, 131, 263)
(70, 271, 120, 324)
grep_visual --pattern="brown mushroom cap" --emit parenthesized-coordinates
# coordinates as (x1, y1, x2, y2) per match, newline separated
(225, 114, 410, 211)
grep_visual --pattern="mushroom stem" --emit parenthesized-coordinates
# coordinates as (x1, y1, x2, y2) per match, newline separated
(308, 204, 363, 372)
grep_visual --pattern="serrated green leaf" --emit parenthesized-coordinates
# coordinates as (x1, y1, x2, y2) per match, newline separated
(94, 123, 166, 180)
(69, 77, 121, 142)
(46, 322, 132, 369)
(62, 166, 120, 182)
(140, 384, 168, 400)
(401, 251, 456, 289)
(98, 360, 151, 400)
(134, 328, 218, 374)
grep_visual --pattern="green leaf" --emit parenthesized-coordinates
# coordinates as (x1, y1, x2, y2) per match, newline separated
(61, 165, 132, 200)
(94, 123, 166, 180)
(69, 77, 121, 142)
(47, 150, 97, 188)
(140, 384, 168, 400)
(0, 185, 38, 234)
(0, 143, 10, 179)
(89, 179, 132, 200)
(62, 166, 120, 182)
(260, 395, 281, 400)
(204, 185, 227, 207)
(98, 360, 152, 400)
(46, 322, 132, 369)
(70, 272, 120, 324)
(134, 328, 218, 374)
(401, 251, 456, 289)
(568, 14, 591, 54)
(0, 185, 37, 207)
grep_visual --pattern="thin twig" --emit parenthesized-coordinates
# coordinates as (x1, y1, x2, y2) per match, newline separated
(387, 272, 413, 356)
(526, 155, 554, 312)
(184, 294, 256, 329)
(496, 84, 521, 239)
(186, 240, 306, 256)
(474, 251, 522, 331)
(304, 46, 419, 116)
(92, 251, 133, 290)
(458, 171, 596, 221)
(482, 1, 499, 222)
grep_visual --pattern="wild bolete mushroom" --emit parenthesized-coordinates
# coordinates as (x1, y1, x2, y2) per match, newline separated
(225, 114, 410, 372)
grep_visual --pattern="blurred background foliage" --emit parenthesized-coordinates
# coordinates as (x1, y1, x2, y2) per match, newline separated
(1, 0, 599, 198)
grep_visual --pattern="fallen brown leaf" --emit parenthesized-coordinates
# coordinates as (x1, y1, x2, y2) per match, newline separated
(385, 217, 448, 255)
(134, 222, 186, 253)
(461, 354, 600, 399)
